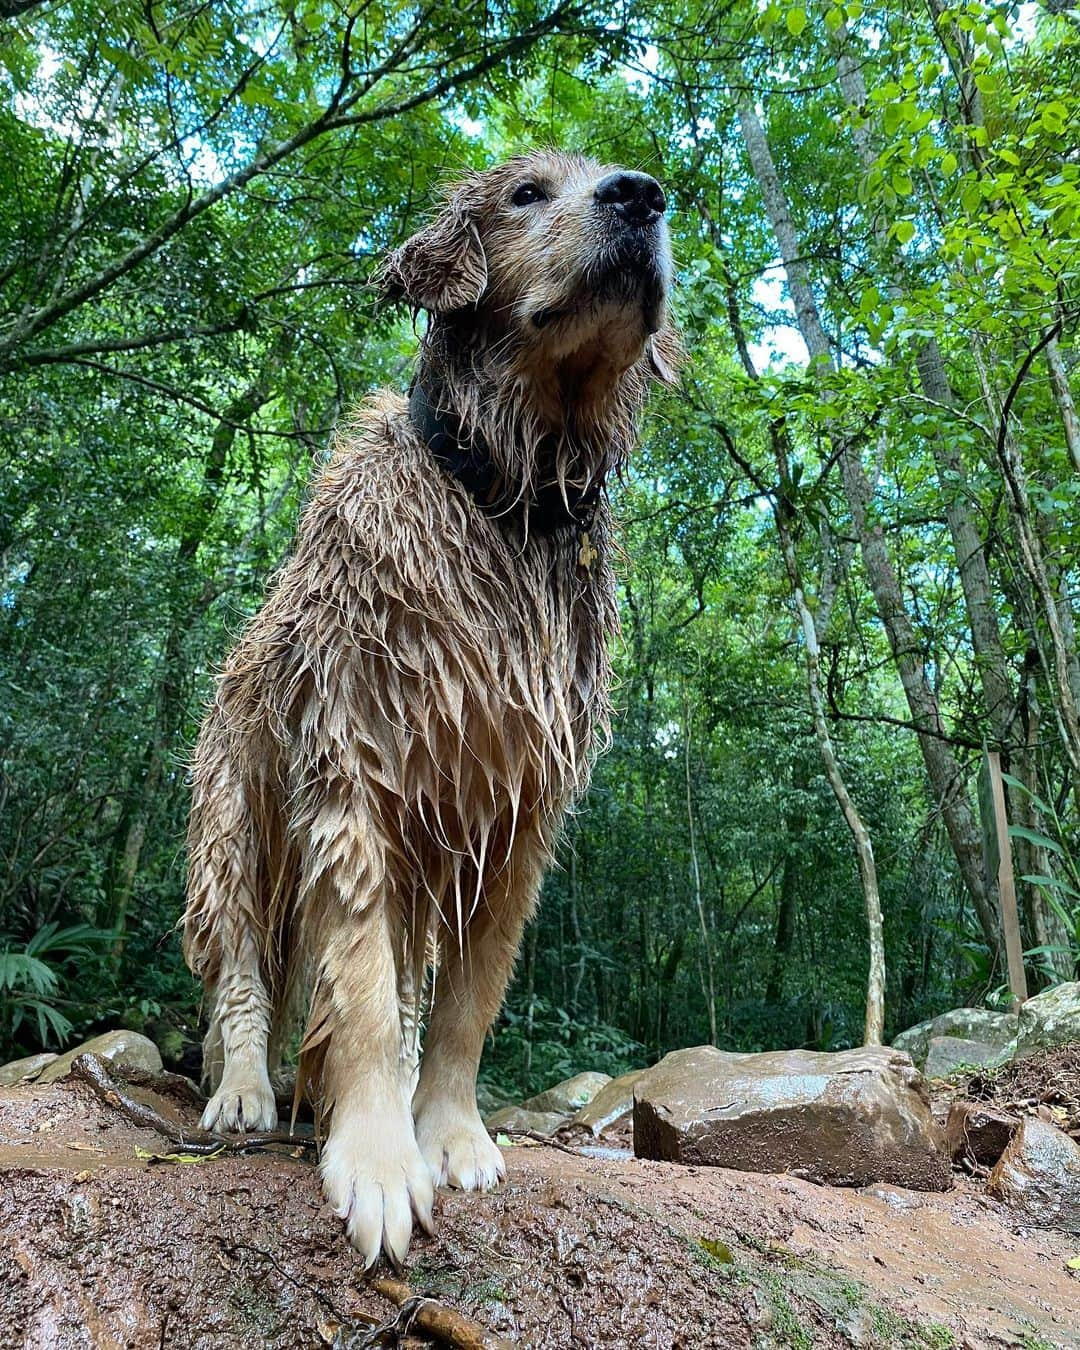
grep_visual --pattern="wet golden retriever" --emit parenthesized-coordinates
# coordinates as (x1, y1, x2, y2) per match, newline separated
(184, 149, 678, 1266)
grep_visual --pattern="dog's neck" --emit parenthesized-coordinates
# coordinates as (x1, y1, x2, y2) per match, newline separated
(408, 374, 603, 536)
(406, 329, 644, 542)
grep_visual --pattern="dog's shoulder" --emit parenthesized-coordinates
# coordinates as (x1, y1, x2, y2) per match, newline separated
(298, 391, 435, 531)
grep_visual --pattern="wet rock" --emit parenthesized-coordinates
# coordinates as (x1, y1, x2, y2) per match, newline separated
(923, 1035, 1011, 1079)
(476, 1081, 515, 1118)
(633, 1044, 952, 1191)
(0, 1052, 57, 1085)
(519, 1071, 610, 1116)
(570, 1068, 648, 1136)
(892, 1008, 1018, 1069)
(987, 1115, 1080, 1233)
(37, 1030, 163, 1084)
(945, 1100, 1019, 1166)
(1016, 981, 1080, 1056)
(485, 1105, 568, 1136)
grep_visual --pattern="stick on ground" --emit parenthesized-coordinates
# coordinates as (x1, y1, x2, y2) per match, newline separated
(370, 1276, 514, 1350)
(70, 1053, 315, 1156)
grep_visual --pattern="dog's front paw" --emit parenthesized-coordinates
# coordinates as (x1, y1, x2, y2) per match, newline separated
(321, 1108, 435, 1268)
(415, 1101, 506, 1192)
(200, 1065, 278, 1133)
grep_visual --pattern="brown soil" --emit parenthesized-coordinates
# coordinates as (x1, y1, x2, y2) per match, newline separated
(965, 1043, 1080, 1134)
(0, 1070, 1078, 1349)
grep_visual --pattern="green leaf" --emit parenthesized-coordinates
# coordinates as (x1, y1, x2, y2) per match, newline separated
(1008, 825, 1065, 856)
(1042, 102, 1067, 133)
(825, 7, 844, 31)
(941, 151, 958, 177)
(999, 772, 1053, 817)
(786, 7, 807, 36)
(893, 219, 916, 245)
(1020, 874, 1080, 898)
(135, 1145, 227, 1164)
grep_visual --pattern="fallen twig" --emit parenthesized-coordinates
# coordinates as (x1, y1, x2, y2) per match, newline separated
(70, 1053, 315, 1156)
(370, 1276, 513, 1350)
(498, 1127, 582, 1157)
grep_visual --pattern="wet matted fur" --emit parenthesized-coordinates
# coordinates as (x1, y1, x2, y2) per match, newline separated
(183, 149, 680, 1266)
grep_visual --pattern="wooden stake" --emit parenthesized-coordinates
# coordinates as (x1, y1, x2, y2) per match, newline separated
(985, 751, 1028, 1004)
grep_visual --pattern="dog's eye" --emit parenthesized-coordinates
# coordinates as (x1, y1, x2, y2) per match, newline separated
(511, 182, 548, 207)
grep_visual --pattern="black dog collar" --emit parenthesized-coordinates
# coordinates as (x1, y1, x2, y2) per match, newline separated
(408, 379, 602, 540)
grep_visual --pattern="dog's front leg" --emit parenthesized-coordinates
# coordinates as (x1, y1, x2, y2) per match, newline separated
(312, 899, 434, 1268)
(413, 874, 537, 1193)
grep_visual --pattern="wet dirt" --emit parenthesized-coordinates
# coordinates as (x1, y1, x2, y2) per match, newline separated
(1, 1073, 1078, 1349)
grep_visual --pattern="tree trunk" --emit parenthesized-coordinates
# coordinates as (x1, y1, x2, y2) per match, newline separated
(768, 435, 885, 1044)
(832, 34, 1015, 747)
(736, 95, 1001, 957)
(1046, 336, 1080, 475)
(685, 703, 718, 1045)
(970, 340, 1080, 778)
(766, 836, 799, 1007)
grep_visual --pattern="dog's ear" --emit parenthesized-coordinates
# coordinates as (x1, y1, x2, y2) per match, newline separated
(378, 200, 488, 314)
(646, 325, 685, 386)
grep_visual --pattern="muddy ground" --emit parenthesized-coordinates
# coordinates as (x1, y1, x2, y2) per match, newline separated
(0, 1069, 1077, 1349)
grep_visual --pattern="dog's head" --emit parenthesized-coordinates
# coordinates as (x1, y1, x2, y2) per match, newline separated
(380, 150, 681, 390)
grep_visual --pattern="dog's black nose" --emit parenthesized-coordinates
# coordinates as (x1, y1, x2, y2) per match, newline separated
(594, 171, 666, 225)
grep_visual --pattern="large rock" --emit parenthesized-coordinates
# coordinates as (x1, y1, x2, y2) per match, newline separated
(633, 1044, 952, 1191)
(570, 1068, 648, 1136)
(923, 1035, 1011, 1079)
(987, 1116, 1080, 1233)
(0, 1051, 58, 1085)
(945, 1100, 1019, 1166)
(892, 1008, 1018, 1069)
(519, 1071, 610, 1116)
(1017, 981, 1080, 1056)
(484, 1105, 567, 1137)
(476, 1081, 515, 1118)
(37, 1030, 162, 1084)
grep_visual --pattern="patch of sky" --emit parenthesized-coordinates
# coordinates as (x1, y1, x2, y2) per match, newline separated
(747, 273, 808, 370)
(446, 105, 484, 139)
(620, 41, 660, 97)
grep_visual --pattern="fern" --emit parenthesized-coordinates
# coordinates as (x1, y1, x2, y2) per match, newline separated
(0, 922, 116, 1051)
(0, 951, 58, 996)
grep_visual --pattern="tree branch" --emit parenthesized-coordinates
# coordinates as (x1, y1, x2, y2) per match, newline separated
(11, 316, 249, 368)
(0, 3, 581, 358)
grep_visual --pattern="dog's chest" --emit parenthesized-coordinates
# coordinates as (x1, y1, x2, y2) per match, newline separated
(391, 526, 613, 805)
(257, 417, 618, 824)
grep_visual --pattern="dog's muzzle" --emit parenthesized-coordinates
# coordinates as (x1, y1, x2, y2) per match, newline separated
(591, 172, 669, 332)
(531, 171, 670, 332)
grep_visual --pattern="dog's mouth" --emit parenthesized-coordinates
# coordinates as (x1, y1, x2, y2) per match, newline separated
(531, 236, 669, 336)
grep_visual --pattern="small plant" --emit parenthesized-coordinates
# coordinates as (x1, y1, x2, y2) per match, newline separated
(0, 922, 116, 1051)
(1003, 772, 1080, 981)
(479, 994, 645, 1098)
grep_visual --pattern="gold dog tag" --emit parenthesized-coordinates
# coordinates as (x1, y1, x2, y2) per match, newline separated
(578, 531, 597, 571)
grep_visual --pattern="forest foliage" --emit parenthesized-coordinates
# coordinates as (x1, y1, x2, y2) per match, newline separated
(1, 0, 1079, 1092)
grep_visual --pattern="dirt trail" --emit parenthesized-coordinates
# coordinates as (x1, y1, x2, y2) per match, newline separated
(0, 1075, 1076, 1349)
